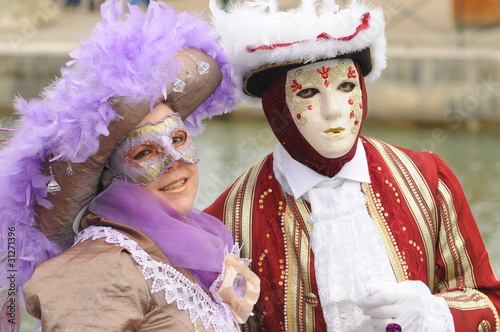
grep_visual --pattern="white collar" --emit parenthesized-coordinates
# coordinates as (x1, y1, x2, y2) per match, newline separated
(273, 139, 371, 199)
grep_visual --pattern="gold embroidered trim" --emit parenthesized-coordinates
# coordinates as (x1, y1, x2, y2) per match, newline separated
(440, 288, 500, 331)
(223, 157, 267, 259)
(442, 289, 492, 309)
(241, 160, 265, 259)
(365, 137, 437, 288)
(363, 182, 407, 282)
(436, 179, 476, 290)
(223, 170, 247, 246)
(281, 190, 316, 331)
(223, 157, 267, 332)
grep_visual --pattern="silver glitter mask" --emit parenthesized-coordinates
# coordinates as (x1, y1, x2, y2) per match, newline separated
(109, 113, 198, 185)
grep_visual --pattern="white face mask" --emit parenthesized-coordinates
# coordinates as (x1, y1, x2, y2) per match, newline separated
(285, 59, 363, 159)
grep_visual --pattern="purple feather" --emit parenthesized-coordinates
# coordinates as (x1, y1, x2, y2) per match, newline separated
(0, 1, 236, 330)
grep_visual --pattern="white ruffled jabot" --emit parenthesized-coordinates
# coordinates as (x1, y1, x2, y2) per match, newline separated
(307, 178, 397, 332)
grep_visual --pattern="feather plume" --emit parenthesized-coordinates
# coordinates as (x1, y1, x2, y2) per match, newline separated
(0, 1, 236, 330)
(210, 0, 386, 105)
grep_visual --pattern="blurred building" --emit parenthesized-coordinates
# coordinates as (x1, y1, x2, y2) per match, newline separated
(0, 0, 499, 127)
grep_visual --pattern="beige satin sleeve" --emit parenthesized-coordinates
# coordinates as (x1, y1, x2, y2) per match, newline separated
(24, 238, 151, 331)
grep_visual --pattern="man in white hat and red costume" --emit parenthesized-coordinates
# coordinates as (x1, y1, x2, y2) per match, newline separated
(206, 0, 500, 331)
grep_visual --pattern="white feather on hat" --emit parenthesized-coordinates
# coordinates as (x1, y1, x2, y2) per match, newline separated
(210, 0, 386, 105)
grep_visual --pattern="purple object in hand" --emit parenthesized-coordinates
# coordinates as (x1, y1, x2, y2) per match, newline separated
(386, 323, 402, 332)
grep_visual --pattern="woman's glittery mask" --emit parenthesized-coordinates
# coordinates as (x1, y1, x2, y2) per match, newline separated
(109, 113, 198, 185)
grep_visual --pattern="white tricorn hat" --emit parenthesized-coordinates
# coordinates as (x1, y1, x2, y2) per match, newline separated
(210, 0, 386, 105)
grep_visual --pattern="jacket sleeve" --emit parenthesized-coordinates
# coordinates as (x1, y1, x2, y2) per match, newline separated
(24, 239, 151, 331)
(431, 153, 500, 332)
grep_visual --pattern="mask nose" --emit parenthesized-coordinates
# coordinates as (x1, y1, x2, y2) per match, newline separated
(320, 91, 344, 121)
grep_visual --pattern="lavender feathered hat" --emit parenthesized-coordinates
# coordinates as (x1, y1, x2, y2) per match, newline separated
(0, 1, 235, 329)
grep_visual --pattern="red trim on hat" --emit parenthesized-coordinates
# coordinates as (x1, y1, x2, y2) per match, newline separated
(246, 12, 371, 53)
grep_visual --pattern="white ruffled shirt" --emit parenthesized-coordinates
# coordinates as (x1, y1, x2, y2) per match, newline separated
(272, 140, 454, 332)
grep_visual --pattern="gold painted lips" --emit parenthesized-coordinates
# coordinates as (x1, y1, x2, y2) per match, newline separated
(324, 127, 345, 137)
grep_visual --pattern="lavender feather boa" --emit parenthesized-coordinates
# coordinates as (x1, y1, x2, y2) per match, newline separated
(0, 1, 235, 330)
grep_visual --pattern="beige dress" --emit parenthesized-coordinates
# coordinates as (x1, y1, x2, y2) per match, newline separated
(24, 214, 239, 331)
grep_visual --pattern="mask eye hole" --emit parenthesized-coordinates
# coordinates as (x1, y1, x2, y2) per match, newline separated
(132, 145, 157, 160)
(296, 88, 319, 99)
(338, 81, 356, 92)
(172, 130, 187, 147)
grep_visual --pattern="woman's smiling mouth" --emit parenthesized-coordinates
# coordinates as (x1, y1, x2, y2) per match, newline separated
(160, 178, 187, 191)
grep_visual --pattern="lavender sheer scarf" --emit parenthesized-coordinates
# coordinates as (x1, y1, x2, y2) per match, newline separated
(89, 179, 234, 291)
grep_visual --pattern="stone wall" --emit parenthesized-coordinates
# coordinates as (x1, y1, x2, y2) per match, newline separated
(368, 51, 500, 127)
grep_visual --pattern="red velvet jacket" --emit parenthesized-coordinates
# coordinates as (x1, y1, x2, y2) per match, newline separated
(205, 136, 500, 332)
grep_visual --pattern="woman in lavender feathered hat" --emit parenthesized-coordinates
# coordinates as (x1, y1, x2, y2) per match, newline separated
(0, 1, 259, 331)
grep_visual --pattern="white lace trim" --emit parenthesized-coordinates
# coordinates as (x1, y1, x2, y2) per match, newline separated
(74, 226, 239, 332)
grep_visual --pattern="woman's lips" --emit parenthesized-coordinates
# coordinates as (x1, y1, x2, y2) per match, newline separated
(324, 127, 345, 137)
(160, 178, 187, 192)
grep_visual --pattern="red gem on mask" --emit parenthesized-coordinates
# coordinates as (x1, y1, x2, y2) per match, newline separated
(347, 66, 357, 78)
(324, 80, 329, 87)
(296, 114, 302, 120)
(350, 111, 354, 119)
(354, 120, 359, 125)
(317, 66, 330, 79)
(348, 99, 354, 105)
(290, 80, 302, 92)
